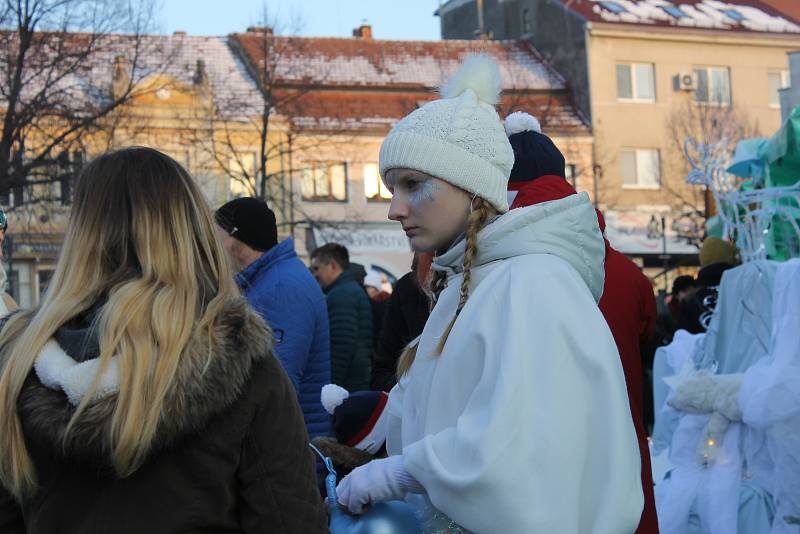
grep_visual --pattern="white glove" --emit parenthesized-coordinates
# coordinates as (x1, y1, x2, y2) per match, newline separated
(665, 368, 743, 466)
(667, 371, 743, 421)
(336, 455, 424, 514)
(710, 374, 743, 421)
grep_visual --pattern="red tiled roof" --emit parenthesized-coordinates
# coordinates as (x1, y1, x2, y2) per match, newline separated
(561, 0, 800, 33)
(232, 33, 589, 135)
(757, 0, 800, 23)
(275, 89, 588, 135)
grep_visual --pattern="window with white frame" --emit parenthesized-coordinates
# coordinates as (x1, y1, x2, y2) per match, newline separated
(364, 163, 391, 202)
(694, 67, 731, 106)
(620, 149, 660, 188)
(37, 269, 54, 299)
(565, 163, 577, 188)
(768, 70, 790, 108)
(301, 161, 348, 202)
(616, 63, 655, 102)
(228, 152, 256, 198)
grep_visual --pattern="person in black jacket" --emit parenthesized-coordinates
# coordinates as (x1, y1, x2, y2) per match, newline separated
(370, 253, 431, 391)
(311, 244, 373, 391)
(363, 269, 390, 355)
(0, 147, 326, 534)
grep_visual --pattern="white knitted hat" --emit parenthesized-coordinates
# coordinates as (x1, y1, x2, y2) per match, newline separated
(379, 55, 515, 213)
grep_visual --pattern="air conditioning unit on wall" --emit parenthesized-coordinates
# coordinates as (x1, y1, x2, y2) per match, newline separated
(673, 72, 696, 91)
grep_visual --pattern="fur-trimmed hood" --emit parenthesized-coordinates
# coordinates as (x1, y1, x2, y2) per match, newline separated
(4, 297, 272, 467)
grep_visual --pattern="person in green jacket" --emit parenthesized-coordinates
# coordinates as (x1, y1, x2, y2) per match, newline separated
(310, 243, 373, 392)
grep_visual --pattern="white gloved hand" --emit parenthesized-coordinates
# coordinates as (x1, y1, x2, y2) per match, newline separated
(667, 371, 743, 420)
(336, 455, 424, 514)
(710, 374, 743, 421)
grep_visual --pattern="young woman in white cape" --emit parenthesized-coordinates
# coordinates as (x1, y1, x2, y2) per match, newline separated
(335, 56, 644, 534)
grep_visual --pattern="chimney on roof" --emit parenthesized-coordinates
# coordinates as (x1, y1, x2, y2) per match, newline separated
(247, 26, 274, 35)
(173, 30, 187, 37)
(111, 55, 130, 100)
(194, 59, 210, 87)
(353, 24, 372, 39)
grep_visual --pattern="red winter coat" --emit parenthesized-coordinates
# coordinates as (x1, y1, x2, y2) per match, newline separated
(511, 176, 659, 534)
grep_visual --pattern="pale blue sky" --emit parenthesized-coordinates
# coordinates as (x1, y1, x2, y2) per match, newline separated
(159, 0, 442, 40)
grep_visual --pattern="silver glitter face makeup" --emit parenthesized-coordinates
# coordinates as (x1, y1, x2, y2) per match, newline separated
(409, 179, 441, 207)
(387, 170, 471, 254)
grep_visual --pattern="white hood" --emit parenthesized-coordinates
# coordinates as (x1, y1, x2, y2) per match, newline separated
(389, 190, 643, 533)
(432, 192, 606, 302)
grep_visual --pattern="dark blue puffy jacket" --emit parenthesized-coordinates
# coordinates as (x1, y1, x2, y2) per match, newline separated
(237, 238, 331, 438)
(323, 270, 373, 392)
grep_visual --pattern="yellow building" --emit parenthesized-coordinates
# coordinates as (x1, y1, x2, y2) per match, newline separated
(439, 0, 800, 283)
(583, 4, 800, 257)
(4, 34, 273, 307)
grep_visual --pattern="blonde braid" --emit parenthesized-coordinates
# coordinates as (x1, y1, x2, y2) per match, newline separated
(397, 197, 495, 378)
(435, 197, 491, 354)
(427, 270, 448, 307)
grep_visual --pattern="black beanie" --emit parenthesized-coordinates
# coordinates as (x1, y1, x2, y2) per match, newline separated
(504, 111, 566, 183)
(215, 197, 278, 252)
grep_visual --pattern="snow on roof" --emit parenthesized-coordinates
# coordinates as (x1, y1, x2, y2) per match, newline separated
(88, 35, 263, 116)
(565, 0, 800, 33)
(0, 33, 262, 117)
(140, 35, 263, 115)
(230, 34, 566, 91)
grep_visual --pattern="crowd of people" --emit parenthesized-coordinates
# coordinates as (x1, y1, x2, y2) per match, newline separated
(0, 54, 731, 533)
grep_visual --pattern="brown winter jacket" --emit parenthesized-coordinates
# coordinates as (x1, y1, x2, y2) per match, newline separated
(0, 298, 328, 533)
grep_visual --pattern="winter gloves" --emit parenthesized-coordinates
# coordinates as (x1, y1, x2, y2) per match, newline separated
(336, 455, 424, 514)
(666, 371, 743, 421)
(665, 367, 744, 464)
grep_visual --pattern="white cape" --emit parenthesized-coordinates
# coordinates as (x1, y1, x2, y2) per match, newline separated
(387, 193, 643, 533)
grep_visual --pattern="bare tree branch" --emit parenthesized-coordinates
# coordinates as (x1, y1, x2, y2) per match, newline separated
(663, 98, 761, 246)
(0, 0, 163, 211)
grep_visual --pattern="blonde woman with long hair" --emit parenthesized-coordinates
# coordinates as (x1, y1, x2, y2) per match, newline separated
(334, 57, 644, 533)
(0, 147, 327, 533)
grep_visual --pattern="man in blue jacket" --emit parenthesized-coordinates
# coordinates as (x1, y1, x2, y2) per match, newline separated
(215, 198, 331, 438)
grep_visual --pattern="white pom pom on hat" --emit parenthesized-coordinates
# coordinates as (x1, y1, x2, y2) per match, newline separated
(379, 54, 515, 213)
(321, 383, 349, 415)
(504, 111, 542, 136)
(440, 54, 502, 106)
